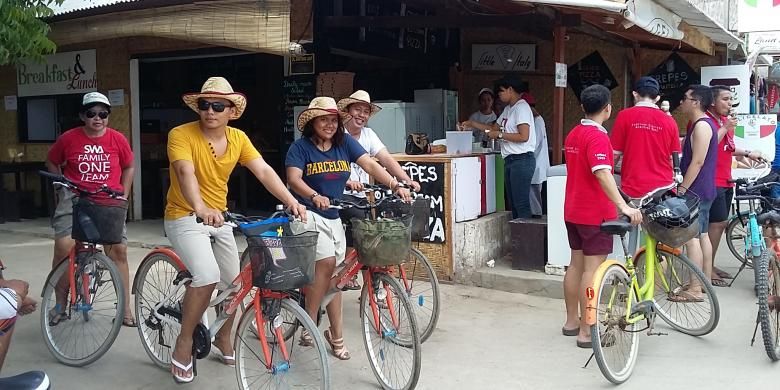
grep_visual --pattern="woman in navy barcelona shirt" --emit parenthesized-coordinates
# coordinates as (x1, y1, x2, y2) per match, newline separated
(286, 97, 411, 360)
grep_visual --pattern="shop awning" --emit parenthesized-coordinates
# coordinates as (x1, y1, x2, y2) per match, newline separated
(508, 0, 627, 13)
(652, 0, 742, 46)
(47, 0, 291, 56)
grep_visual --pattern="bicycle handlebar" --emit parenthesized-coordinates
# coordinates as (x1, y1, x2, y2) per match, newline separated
(38, 170, 125, 199)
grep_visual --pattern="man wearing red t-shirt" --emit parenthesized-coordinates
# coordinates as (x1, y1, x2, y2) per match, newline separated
(46, 92, 136, 326)
(562, 85, 641, 348)
(706, 85, 762, 286)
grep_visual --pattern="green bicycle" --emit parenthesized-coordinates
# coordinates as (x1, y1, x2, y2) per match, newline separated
(585, 159, 720, 384)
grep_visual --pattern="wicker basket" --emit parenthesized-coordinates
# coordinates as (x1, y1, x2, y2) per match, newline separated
(245, 231, 319, 291)
(351, 215, 412, 266)
(72, 196, 128, 244)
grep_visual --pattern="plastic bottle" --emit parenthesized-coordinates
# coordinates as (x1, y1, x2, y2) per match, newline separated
(78, 213, 100, 242)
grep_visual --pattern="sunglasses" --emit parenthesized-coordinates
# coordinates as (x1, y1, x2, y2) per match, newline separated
(197, 100, 233, 113)
(85, 110, 109, 119)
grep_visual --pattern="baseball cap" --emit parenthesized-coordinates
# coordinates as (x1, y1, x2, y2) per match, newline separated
(634, 77, 660, 94)
(477, 88, 494, 98)
(521, 92, 536, 106)
(82, 92, 111, 107)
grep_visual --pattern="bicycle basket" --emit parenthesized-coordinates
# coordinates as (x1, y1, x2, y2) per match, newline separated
(378, 197, 431, 240)
(641, 193, 700, 248)
(72, 196, 128, 244)
(245, 231, 319, 291)
(351, 214, 413, 266)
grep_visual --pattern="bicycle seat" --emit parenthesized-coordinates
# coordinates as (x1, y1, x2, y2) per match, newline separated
(0, 371, 50, 390)
(758, 210, 780, 225)
(600, 220, 632, 236)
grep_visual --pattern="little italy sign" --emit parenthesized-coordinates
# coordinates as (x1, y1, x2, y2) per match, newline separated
(16, 50, 98, 97)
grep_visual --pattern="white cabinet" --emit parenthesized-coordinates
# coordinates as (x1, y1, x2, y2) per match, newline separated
(452, 156, 481, 222)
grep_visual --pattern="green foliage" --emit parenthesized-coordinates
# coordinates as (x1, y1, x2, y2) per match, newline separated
(0, 0, 64, 65)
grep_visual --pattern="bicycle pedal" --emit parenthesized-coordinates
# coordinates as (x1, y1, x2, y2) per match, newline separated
(647, 331, 668, 336)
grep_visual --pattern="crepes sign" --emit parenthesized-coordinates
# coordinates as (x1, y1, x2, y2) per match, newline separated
(16, 50, 98, 97)
(646, 52, 699, 112)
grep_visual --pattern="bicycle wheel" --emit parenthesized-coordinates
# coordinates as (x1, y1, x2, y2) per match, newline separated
(726, 212, 751, 267)
(590, 263, 640, 385)
(235, 298, 330, 389)
(40, 252, 125, 366)
(634, 249, 720, 336)
(396, 248, 440, 343)
(361, 273, 422, 390)
(134, 252, 184, 369)
(757, 251, 780, 361)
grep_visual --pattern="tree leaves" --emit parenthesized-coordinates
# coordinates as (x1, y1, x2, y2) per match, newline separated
(0, 0, 63, 65)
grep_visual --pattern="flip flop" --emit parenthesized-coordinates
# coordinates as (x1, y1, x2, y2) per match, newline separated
(711, 278, 729, 288)
(576, 340, 592, 349)
(212, 344, 235, 367)
(714, 268, 734, 279)
(122, 317, 138, 327)
(48, 306, 68, 327)
(561, 327, 579, 336)
(171, 357, 195, 384)
(668, 291, 704, 303)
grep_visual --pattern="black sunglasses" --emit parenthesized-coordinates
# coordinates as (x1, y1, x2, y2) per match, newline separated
(197, 100, 233, 113)
(85, 110, 109, 119)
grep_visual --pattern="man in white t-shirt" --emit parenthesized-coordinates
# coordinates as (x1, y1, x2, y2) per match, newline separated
(522, 93, 550, 218)
(337, 90, 420, 289)
(462, 77, 536, 218)
(466, 88, 498, 142)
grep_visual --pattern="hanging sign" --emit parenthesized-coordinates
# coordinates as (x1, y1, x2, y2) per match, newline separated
(16, 50, 97, 97)
(735, 114, 777, 161)
(701, 65, 751, 114)
(471, 44, 536, 72)
(567, 51, 618, 100)
(646, 52, 699, 112)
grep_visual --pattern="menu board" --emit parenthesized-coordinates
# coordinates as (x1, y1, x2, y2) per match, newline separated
(647, 52, 699, 112)
(282, 75, 315, 140)
(567, 51, 618, 101)
(401, 161, 446, 243)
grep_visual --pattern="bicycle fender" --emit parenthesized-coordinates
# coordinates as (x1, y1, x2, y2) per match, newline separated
(583, 260, 623, 327)
(131, 247, 185, 294)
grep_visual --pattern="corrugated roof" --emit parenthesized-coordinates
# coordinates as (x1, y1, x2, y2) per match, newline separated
(49, 0, 140, 16)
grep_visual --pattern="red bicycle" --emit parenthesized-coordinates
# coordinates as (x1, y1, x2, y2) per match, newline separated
(132, 211, 331, 389)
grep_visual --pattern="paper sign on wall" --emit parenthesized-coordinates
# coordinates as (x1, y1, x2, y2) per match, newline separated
(4, 96, 17, 111)
(735, 114, 778, 161)
(701, 65, 751, 114)
(108, 89, 124, 106)
(555, 63, 567, 88)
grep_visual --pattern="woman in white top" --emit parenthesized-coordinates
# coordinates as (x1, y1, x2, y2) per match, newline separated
(465, 88, 498, 142)
(337, 90, 421, 289)
(461, 77, 536, 219)
(522, 93, 550, 217)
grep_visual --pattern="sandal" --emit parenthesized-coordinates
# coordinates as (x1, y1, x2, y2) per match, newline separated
(122, 316, 138, 327)
(711, 278, 729, 288)
(668, 291, 704, 303)
(324, 329, 351, 360)
(299, 328, 314, 347)
(48, 305, 68, 326)
(714, 267, 734, 279)
(171, 356, 195, 384)
(343, 275, 361, 291)
(212, 344, 235, 367)
(562, 327, 579, 337)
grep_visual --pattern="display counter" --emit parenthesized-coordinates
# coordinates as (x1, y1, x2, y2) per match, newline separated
(392, 152, 509, 281)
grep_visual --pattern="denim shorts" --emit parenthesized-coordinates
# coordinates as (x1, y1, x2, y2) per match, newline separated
(697, 199, 714, 235)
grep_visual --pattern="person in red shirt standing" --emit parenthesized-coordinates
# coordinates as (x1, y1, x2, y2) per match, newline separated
(46, 92, 136, 326)
(706, 85, 763, 287)
(562, 85, 642, 348)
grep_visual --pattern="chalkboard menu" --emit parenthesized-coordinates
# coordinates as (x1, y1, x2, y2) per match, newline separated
(401, 161, 446, 243)
(567, 51, 619, 101)
(646, 52, 699, 112)
(282, 75, 315, 139)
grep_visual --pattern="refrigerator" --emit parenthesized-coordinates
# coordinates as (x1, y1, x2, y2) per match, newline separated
(414, 89, 459, 142)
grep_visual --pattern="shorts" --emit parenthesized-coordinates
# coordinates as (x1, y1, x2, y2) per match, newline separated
(697, 199, 714, 235)
(291, 210, 346, 265)
(565, 221, 614, 256)
(0, 288, 18, 334)
(51, 188, 127, 244)
(709, 187, 733, 223)
(164, 215, 240, 289)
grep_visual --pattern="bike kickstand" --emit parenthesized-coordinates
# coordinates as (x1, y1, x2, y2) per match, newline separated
(583, 353, 595, 369)
(751, 311, 761, 346)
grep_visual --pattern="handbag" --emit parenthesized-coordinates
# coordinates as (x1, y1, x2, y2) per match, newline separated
(405, 133, 430, 155)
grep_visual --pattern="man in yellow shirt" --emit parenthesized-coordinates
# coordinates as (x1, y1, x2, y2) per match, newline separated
(164, 77, 306, 384)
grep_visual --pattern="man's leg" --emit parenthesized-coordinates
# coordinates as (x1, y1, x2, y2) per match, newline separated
(171, 283, 216, 379)
(52, 236, 74, 314)
(579, 254, 607, 343)
(210, 225, 242, 362)
(563, 249, 584, 331)
(105, 242, 133, 322)
(684, 238, 704, 297)
(0, 325, 15, 373)
(701, 232, 714, 282)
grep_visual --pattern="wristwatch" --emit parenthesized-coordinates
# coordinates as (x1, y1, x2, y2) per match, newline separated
(309, 192, 319, 201)
(498, 132, 504, 139)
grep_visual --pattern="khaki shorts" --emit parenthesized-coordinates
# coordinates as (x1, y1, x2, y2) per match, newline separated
(164, 215, 240, 289)
(291, 210, 346, 265)
(51, 188, 127, 243)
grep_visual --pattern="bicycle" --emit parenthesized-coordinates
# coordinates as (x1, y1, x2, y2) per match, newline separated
(344, 184, 441, 343)
(584, 154, 720, 384)
(38, 170, 127, 367)
(132, 211, 331, 389)
(731, 179, 780, 361)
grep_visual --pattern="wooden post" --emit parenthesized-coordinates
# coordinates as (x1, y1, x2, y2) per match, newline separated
(552, 22, 566, 165)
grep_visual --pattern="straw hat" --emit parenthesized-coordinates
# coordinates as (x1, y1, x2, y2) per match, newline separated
(182, 77, 247, 120)
(297, 97, 340, 131)
(337, 90, 381, 117)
